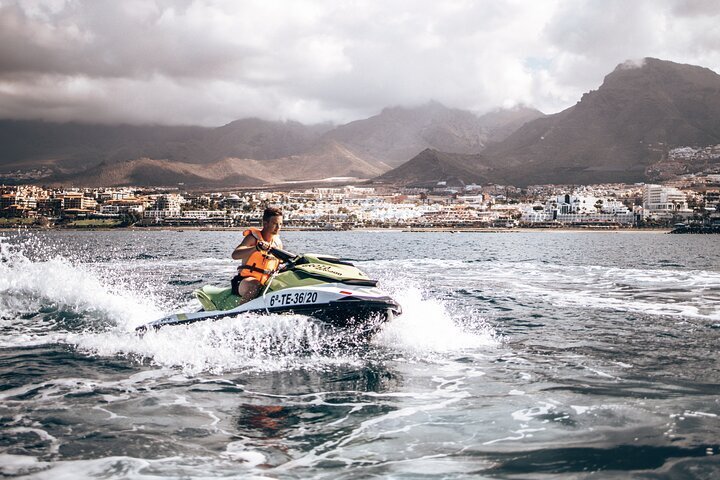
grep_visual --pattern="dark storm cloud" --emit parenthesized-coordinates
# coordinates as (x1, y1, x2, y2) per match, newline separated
(0, 0, 718, 126)
(0, 0, 258, 79)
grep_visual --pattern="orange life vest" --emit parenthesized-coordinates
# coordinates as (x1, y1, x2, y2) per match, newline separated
(237, 227, 280, 285)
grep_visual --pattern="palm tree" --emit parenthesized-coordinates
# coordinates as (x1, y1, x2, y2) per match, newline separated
(594, 199, 604, 213)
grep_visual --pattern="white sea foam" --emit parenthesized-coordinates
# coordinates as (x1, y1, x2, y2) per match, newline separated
(466, 260, 720, 321)
(223, 443, 267, 466)
(371, 257, 720, 322)
(71, 313, 363, 375)
(362, 260, 500, 354)
(0, 454, 50, 477)
(0, 235, 166, 340)
(0, 454, 279, 479)
(374, 285, 498, 354)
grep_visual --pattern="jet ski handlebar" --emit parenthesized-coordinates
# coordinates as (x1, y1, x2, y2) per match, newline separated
(268, 246, 299, 264)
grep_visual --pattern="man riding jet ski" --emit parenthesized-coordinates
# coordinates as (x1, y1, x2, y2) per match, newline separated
(135, 207, 401, 334)
(231, 206, 285, 305)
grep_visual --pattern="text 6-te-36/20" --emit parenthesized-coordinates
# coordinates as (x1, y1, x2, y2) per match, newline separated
(269, 291, 319, 307)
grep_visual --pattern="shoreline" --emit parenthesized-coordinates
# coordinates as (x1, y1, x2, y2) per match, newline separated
(0, 224, 673, 233)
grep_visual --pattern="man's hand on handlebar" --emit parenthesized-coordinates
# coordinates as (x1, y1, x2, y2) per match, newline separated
(265, 245, 297, 264)
(256, 240, 271, 251)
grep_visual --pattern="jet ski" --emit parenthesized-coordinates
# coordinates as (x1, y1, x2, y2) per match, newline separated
(136, 246, 401, 335)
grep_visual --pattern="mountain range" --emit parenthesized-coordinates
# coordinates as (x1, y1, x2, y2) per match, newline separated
(479, 58, 720, 185)
(2, 58, 719, 187)
(380, 58, 720, 187)
(0, 103, 542, 187)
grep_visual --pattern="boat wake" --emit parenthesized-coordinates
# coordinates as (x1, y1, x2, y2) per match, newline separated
(474, 261, 720, 323)
(0, 234, 499, 374)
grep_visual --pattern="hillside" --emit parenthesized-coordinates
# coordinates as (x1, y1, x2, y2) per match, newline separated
(483, 58, 720, 185)
(51, 140, 387, 187)
(477, 106, 546, 143)
(0, 118, 331, 170)
(319, 102, 538, 167)
(374, 148, 492, 187)
(186, 118, 334, 163)
(0, 120, 209, 170)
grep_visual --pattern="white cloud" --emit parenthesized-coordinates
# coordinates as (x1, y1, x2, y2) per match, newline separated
(0, 0, 718, 126)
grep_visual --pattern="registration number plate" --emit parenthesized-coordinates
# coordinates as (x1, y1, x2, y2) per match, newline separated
(269, 291, 319, 307)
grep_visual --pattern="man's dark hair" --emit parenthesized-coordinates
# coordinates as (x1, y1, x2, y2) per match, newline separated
(263, 206, 283, 223)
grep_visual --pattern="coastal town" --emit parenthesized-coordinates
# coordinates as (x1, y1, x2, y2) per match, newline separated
(2, 173, 719, 230)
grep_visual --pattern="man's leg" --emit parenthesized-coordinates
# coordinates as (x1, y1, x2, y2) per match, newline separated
(237, 277, 262, 303)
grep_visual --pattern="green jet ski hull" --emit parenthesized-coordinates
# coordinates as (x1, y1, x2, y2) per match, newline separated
(136, 252, 402, 335)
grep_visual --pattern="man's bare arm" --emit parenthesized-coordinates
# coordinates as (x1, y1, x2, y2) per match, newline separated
(231, 235, 257, 261)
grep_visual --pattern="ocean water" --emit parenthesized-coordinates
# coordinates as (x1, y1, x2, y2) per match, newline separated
(0, 229, 718, 479)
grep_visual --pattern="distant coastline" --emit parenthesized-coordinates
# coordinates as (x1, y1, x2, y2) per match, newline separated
(0, 221, 672, 234)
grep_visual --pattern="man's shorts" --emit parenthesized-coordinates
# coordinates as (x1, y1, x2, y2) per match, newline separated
(230, 275, 242, 296)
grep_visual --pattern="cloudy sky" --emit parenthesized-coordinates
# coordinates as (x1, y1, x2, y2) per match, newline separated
(1, 0, 719, 126)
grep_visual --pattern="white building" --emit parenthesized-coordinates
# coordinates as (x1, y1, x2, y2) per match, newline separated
(143, 209, 181, 219)
(519, 193, 635, 225)
(155, 194, 184, 211)
(175, 210, 226, 219)
(642, 185, 692, 219)
(550, 193, 630, 215)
